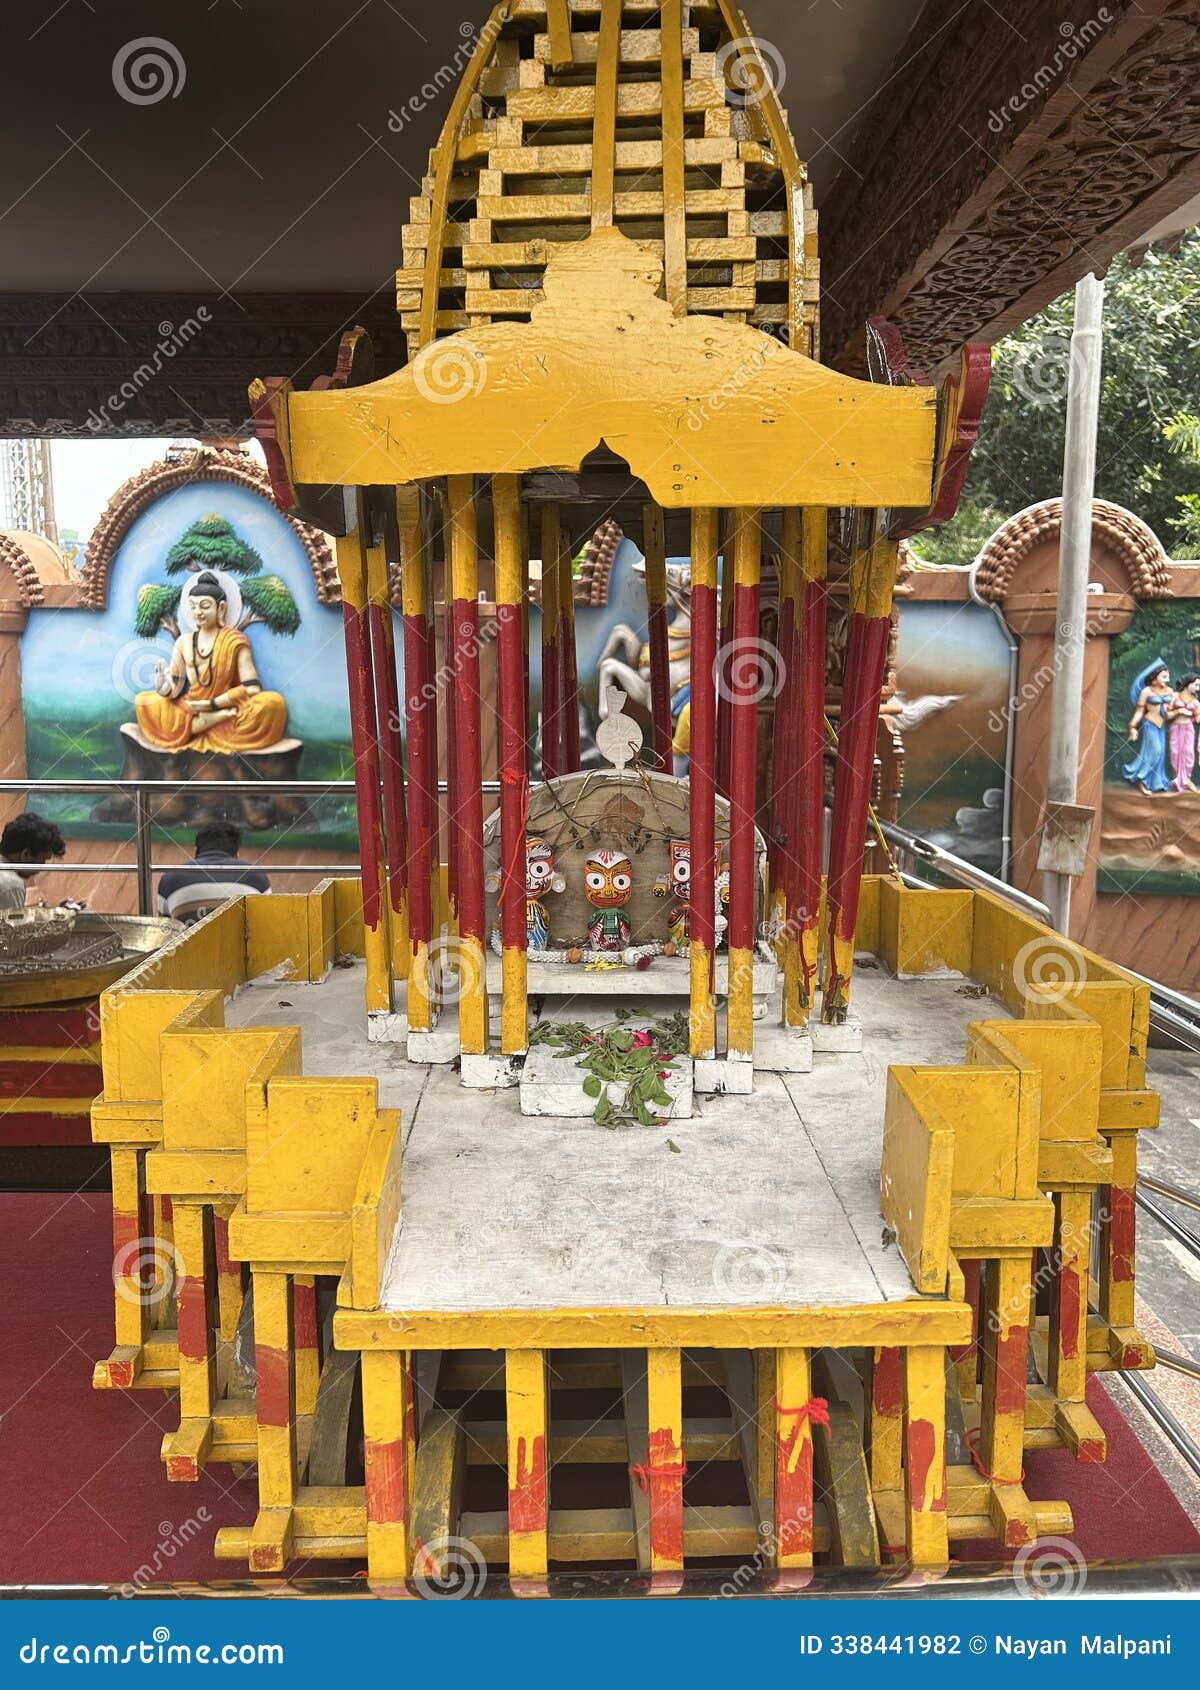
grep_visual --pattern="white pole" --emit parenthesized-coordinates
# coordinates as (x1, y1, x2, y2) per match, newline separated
(1043, 272, 1105, 934)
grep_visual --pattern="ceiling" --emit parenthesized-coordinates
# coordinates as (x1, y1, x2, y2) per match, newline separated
(1, 0, 926, 296)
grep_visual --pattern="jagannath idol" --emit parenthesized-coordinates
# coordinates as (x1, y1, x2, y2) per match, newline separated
(135, 569, 288, 753)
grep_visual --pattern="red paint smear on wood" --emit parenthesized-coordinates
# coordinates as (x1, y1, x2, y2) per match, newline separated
(1109, 1187, 1136, 1283)
(907, 1417, 945, 1513)
(212, 1213, 235, 1276)
(401, 609, 435, 947)
(872, 1347, 902, 1416)
(508, 1433, 548, 1533)
(0, 1003, 101, 1046)
(341, 600, 383, 929)
(1058, 1263, 1082, 1361)
(365, 1435, 409, 1525)
(558, 603, 581, 774)
(451, 597, 486, 945)
(111, 1210, 142, 1257)
(727, 578, 761, 953)
(995, 1322, 1029, 1416)
(255, 1344, 292, 1428)
(647, 1426, 685, 1564)
(688, 583, 718, 954)
(292, 1280, 318, 1351)
(176, 1276, 209, 1366)
(541, 625, 561, 782)
(950, 1259, 981, 1361)
(776, 1427, 815, 1556)
(0, 1061, 102, 1099)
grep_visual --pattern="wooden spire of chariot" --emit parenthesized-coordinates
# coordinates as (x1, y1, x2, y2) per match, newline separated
(250, 0, 988, 1073)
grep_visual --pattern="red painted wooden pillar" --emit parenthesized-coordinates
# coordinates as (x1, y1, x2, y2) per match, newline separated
(822, 534, 897, 1022)
(642, 502, 674, 773)
(715, 517, 735, 799)
(540, 506, 562, 782)
(556, 517, 581, 774)
(336, 512, 392, 1017)
(493, 474, 529, 1056)
(442, 591, 460, 931)
(768, 510, 802, 954)
(688, 508, 719, 1060)
(791, 508, 828, 1022)
(446, 474, 487, 1056)
(726, 509, 761, 1062)
(397, 488, 436, 1030)
(366, 531, 408, 980)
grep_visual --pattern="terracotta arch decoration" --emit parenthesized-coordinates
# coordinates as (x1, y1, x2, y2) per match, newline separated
(0, 531, 55, 606)
(972, 498, 1171, 602)
(79, 445, 339, 612)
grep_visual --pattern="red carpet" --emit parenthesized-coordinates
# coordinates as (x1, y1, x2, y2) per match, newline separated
(1, 1192, 1197, 1586)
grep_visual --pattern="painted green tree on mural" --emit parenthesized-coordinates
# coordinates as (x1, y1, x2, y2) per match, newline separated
(134, 512, 302, 641)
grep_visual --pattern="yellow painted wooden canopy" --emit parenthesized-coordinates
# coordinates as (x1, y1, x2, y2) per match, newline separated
(278, 230, 938, 510)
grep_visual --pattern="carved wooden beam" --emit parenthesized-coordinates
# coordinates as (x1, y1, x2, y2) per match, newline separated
(822, 0, 1200, 374)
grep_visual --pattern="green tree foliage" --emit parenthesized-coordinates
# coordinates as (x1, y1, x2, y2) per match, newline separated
(164, 512, 266, 577)
(911, 233, 1200, 567)
(241, 573, 301, 636)
(135, 581, 182, 638)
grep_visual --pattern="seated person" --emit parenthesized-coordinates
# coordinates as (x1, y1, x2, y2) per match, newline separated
(136, 569, 287, 753)
(156, 823, 270, 924)
(0, 812, 66, 911)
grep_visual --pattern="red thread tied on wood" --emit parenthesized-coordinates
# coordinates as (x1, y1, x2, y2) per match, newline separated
(630, 1457, 688, 1493)
(775, 1396, 830, 1429)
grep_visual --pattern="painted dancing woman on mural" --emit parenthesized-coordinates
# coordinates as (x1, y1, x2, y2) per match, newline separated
(1168, 672, 1200, 793)
(135, 570, 288, 754)
(1123, 659, 1174, 796)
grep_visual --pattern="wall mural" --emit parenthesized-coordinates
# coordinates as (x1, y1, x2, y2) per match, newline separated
(20, 478, 355, 848)
(1099, 599, 1200, 895)
(892, 598, 1011, 872)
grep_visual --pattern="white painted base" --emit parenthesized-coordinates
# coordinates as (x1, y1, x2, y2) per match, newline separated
(460, 1051, 523, 1089)
(488, 952, 777, 1001)
(367, 1011, 407, 1044)
(407, 1025, 463, 1064)
(898, 967, 966, 982)
(810, 1013, 864, 1053)
(520, 1039, 694, 1119)
(752, 1022, 814, 1074)
(693, 1056, 754, 1095)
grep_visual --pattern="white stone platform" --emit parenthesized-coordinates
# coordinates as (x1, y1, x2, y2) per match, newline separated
(226, 960, 1008, 1317)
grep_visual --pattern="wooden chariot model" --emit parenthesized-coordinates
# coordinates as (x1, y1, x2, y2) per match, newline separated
(90, 1, 1157, 1589)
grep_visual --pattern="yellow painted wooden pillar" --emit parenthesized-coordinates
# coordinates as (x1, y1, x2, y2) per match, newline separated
(168, 1200, 215, 1480)
(362, 1348, 413, 1584)
(791, 507, 828, 1023)
(446, 474, 488, 1057)
(364, 526, 410, 983)
(506, 1349, 550, 1581)
(688, 508, 719, 1059)
(903, 1345, 948, 1567)
(1100, 1133, 1138, 1331)
(642, 503, 673, 773)
(644, 1348, 685, 1580)
(658, 0, 687, 316)
(293, 1275, 320, 1423)
(249, 1269, 296, 1572)
(726, 510, 762, 1062)
(335, 522, 393, 1020)
(493, 474, 529, 1056)
(397, 486, 437, 1033)
(590, 0, 620, 229)
(212, 1204, 243, 1345)
(108, 1145, 152, 1367)
(774, 1348, 817, 1574)
(978, 1255, 1031, 1484)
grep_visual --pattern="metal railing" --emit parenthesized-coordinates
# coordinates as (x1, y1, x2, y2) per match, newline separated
(877, 817, 1200, 1054)
(0, 776, 500, 915)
